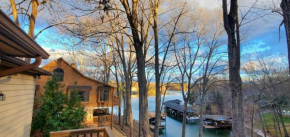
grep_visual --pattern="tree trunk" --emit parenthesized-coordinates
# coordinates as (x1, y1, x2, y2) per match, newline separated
(125, 75, 131, 125)
(250, 104, 255, 137)
(281, 0, 290, 74)
(118, 105, 121, 125)
(25, 0, 39, 63)
(153, 1, 161, 136)
(123, 86, 128, 124)
(9, 0, 20, 26)
(262, 111, 270, 133)
(258, 109, 267, 137)
(125, 79, 133, 137)
(122, 83, 126, 130)
(182, 100, 188, 137)
(222, 0, 245, 136)
(120, 0, 149, 135)
(135, 45, 149, 137)
(115, 63, 122, 126)
(114, 63, 121, 125)
(199, 95, 205, 137)
(29, 0, 38, 38)
(277, 105, 289, 137)
(273, 111, 279, 137)
(118, 44, 134, 137)
(273, 107, 283, 137)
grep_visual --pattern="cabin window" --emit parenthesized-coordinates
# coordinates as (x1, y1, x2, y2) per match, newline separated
(53, 68, 64, 81)
(100, 91, 109, 102)
(78, 91, 90, 102)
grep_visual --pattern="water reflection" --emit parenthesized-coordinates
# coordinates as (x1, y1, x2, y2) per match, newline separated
(115, 91, 231, 137)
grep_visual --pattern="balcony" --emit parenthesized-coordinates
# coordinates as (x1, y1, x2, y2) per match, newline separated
(50, 126, 115, 137)
(113, 96, 121, 106)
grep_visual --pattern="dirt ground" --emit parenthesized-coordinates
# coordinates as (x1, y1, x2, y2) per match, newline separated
(113, 115, 154, 137)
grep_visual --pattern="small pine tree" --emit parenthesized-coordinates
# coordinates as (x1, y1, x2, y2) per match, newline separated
(32, 76, 86, 137)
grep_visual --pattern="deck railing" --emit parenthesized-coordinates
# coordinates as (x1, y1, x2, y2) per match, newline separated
(113, 96, 121, 106)
(50, 126, 115, 137)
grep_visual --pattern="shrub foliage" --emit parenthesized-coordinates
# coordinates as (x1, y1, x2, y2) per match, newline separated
(32, 76, 86, 136)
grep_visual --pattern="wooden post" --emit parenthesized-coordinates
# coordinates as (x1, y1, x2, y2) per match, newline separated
(111, 88, 114, 129)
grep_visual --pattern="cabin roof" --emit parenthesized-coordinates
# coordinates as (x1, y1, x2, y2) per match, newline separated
(202, 115, 231, 121)
(164, 100, 195, 113)
(0, 55, 51, 76)
(0, 10, 49, 59)
(43, 58, 115, 89)
(166, 99, 182, 104)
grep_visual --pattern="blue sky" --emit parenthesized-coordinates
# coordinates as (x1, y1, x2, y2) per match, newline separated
(2, 0, 288, 67)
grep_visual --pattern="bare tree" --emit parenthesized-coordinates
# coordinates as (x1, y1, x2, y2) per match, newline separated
(116, 1, 152, 135)
(149, 0, 188, 135)
(281, 0, 290, 73)
(150, 0, 162, 135)
(222, 0, 245, 136)
(244, 53, 290, 137)
(7, 0, 67, 62)
(173, 9, 205, 135)
(192, 8, 226, 137)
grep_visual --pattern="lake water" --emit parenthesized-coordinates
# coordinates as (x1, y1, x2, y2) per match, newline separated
(116, 91, 231, 137)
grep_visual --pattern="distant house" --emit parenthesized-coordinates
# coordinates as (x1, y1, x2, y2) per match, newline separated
(0, 10, 50, 137)
(35, 58, 121, 128)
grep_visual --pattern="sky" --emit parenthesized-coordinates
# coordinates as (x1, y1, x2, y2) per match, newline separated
(2, 0, 288, 69)
(197, 0, 287, 55)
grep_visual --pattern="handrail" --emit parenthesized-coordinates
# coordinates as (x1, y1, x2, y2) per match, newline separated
(50, 127, 115, 137)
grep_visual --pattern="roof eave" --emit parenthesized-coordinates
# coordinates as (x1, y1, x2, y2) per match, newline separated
(0, 55, 51, 76)
(0, 10, 49, 59)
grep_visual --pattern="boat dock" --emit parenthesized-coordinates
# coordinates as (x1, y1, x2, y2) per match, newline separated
(164, 99, 197, 122)
(148, 112, 167, 130)
(202, 115, 232, 129)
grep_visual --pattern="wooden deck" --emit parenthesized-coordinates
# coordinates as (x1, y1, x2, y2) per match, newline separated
(148, 112, 167, 130)
(148, 112, 167, 118)
(203, 125, 217, 129)
(203, 124, 232, 129)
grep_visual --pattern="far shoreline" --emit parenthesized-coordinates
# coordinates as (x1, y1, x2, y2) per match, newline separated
(131, 90, 182, 97)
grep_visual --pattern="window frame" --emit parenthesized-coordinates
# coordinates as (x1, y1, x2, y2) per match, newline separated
(52, 68, 64, 82)
(97, 86, 111, 103)
(99, 90, 109, 102)
(69, 89, 90, 103)
(77, 90, 90, 102)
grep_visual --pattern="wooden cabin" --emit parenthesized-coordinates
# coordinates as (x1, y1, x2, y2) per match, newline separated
(0, 10, 51, 137)
(35, 58, 121, 128)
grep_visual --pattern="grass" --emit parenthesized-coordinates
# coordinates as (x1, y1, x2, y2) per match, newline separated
(256, 112, 290, 136)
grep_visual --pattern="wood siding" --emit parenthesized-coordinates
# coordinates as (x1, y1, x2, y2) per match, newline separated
(36, 59, 116, 125)
(0, 74, 35, 137)
(36, 59, 114, 107)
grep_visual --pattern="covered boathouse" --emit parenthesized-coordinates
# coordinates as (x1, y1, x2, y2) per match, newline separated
(202, 115, 232, 129)
(164, 99, 196, 118)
